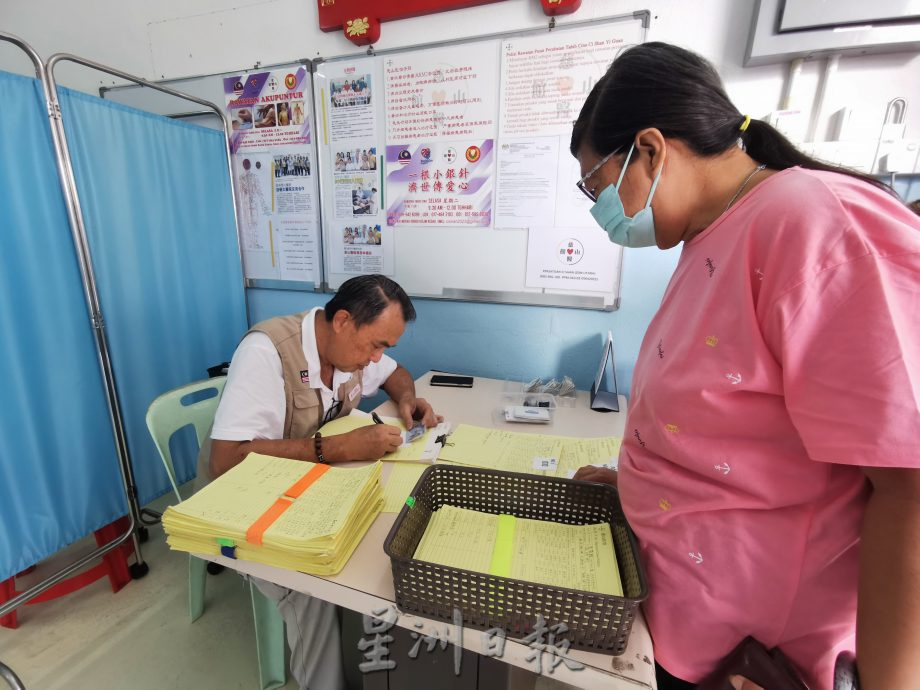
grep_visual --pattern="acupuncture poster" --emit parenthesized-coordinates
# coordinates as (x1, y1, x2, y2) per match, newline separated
(224, 67, 320, 283)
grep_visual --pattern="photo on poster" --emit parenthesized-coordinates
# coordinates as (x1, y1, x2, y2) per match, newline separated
(385, 140, 493, 226)
(334, 147, 378, 172)
(330, 75, 372, 108)
(290, 100, 306, 125)
(230, 105, 253, 131)
(273, 153, 311, 177)
(352, 185, 380, 216)
(334, 172, 379, 218)
(255, 103, 277, 128)
(343, 223, 382, 246)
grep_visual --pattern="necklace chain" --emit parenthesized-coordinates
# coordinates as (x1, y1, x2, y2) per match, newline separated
(724, 163, 766, 213)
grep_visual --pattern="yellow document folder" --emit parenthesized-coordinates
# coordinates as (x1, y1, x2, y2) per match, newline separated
(162, 453, 382, 575)
(413, 505, 623, 596)
(319, 412, 448, 462)
(436, 423, 621, 479)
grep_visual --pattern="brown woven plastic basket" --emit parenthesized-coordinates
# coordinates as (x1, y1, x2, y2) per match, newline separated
(383, 463, 648, 655)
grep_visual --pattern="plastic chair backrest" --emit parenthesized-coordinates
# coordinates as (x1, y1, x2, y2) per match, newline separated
(145, 377, 226, 501)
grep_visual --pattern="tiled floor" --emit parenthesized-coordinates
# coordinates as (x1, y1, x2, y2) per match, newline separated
(0, 488, 297, 690)
(0, 488, 577, 690)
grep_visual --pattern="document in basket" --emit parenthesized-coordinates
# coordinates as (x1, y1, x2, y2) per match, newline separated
(413, 505, 623, 596)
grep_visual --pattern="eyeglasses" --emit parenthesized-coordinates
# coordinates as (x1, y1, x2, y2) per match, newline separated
(575, 147, 622, 203)
(321, 397, 344, 425)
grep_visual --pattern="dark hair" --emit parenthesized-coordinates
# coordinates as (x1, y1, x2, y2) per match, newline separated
(324, 274, 416, 326)
(571, 42, 889, 192)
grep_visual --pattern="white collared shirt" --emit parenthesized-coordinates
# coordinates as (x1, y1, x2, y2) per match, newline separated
(211, 308, 397, 441)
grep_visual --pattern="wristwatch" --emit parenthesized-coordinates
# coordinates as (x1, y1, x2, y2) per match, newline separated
(313, 432, 326, 464)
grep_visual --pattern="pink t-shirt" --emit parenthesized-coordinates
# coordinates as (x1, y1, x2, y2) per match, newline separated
(618, 168, 920, 688)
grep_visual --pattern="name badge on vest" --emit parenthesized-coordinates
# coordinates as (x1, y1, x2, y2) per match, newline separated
(348, 383, 361, 401)
(300, 370, 310, 384)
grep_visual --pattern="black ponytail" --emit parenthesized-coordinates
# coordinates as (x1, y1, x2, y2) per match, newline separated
(741, 119, 889, 191)
(572, 42, 891, 193)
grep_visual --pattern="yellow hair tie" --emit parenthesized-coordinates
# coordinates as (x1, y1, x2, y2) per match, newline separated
(739, 115, 751, 132)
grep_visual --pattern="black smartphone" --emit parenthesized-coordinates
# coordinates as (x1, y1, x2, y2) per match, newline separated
(430, 374, 474, 388)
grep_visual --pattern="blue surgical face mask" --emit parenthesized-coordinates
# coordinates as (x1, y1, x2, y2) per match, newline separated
(589, 143, 663, 248)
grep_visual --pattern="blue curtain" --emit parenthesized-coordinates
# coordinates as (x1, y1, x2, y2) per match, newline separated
(0, 72, 126, 582)
(57, 88, 247, 505)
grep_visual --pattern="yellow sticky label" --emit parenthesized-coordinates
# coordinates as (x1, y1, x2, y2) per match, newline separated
(488, 514, 516, 577)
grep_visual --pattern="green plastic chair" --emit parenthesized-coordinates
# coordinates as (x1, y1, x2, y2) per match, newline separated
(146, 377, 287, 690)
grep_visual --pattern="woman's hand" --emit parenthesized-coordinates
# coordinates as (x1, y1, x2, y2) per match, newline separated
(572, 465, 618, 487)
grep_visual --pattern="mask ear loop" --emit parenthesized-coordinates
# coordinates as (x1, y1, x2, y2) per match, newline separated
(644, 163, 663, 209)
(616, 141, 664, 210)
(614, 143, 635, 191)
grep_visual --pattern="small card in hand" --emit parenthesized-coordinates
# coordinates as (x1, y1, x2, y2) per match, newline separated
(696, 637, 809, 690)
(404, 422, 426, 444)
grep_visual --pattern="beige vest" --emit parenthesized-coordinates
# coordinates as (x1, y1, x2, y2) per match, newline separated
(251, 311, 363, 440)
(195, 311, 362, 487)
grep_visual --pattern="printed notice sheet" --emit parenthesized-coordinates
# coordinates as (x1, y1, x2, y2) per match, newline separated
(525, 226, 621, 291)
(496, 23, 642, 230)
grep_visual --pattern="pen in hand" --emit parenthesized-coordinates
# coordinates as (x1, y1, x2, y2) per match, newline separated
(371, 412, 383, 425)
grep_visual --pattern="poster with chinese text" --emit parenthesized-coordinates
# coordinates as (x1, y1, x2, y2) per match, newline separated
(383, 44, 498, 227)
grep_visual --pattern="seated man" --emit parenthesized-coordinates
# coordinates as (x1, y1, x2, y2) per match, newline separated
(202, 274, 439, 690)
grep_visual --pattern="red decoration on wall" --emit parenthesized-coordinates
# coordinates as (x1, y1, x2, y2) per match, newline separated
(539, 0, 581, 15)
(317, 0, 505, 46)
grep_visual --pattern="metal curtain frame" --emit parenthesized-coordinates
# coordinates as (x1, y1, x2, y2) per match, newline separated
(42, 52, 249, 527)
(99, 58, 325, 295)
(0, 31, 146, 627)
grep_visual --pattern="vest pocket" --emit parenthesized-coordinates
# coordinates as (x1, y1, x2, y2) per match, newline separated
(289, 388, 322, 440)
(292, 389, 320, 409)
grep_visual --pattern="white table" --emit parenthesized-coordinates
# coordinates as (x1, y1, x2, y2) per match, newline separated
(203, 373, 654, 689)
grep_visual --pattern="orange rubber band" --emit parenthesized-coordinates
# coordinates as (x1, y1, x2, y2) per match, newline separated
(246, 464, 331, 545)
(286, 463, 330, 498)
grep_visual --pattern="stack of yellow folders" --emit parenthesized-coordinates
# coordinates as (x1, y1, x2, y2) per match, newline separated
(414, 505, 623, 596)
(162, 453, 383, 575)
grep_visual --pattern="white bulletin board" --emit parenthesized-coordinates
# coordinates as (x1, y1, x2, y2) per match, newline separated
(104, 13, 648, 308)
(313, 13, 648, 310)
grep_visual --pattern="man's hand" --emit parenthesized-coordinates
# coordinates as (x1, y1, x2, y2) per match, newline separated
(396, 395, 441, 430)
(572, 465, 618, 487)
(342, 424, 402, 460)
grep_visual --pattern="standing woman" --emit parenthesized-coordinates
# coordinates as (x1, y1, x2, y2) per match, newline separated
(571, 42, 920, 690)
